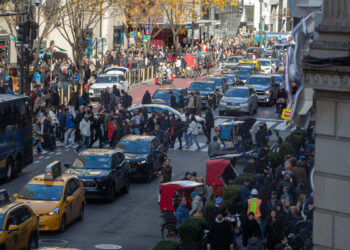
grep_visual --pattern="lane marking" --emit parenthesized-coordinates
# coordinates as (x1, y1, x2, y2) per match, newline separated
(265, 121, 277, 129)
(95, 244, 122, 249)
(275, 121, 289, 131)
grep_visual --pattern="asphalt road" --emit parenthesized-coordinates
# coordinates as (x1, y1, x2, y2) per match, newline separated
(0, 82, 294, 250)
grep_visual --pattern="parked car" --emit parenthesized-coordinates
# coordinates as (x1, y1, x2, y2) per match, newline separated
(152, 87, 188, 107)
(89, 74, 129, 101)
(218, 87, 258, 116)
(246, 75, 279, 105)
(115, 135, 164, 182)
(189, 80, 222, 107)
(205, 76, 229, 93)
(65, 149, 130, 202)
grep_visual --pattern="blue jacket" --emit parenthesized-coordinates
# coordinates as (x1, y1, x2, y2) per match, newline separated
(176, 204, 190, 228)
(240, 184, 251, 205)
(66, 114, 75, 129)
(160, 119, 170, 132)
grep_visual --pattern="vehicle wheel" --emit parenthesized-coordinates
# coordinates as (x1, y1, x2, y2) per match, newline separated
(5, 159, 14, 182)
(78, 203, 84, 221)
(121, 177, 130, 194)
(145, 166, 153, 183)
(28, 233, 38, 250)
(59, 215, 66, 233)
(219, 111, 225, 116)
(161, 222, 179, 242)
(106, 184, 116, 203)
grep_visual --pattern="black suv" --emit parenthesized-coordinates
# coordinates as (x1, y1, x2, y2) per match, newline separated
(66, 149, 130, 202)
(115, 135, 165, 182)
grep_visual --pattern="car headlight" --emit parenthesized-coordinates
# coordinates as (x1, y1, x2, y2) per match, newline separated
(137, 160, 147, 165)
(265, 90, 271, 95)
(48, 207, 59, 216)
(141, 160, 147, 164)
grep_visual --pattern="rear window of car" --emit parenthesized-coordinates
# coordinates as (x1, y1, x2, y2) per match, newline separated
(95, 76, 118, 83)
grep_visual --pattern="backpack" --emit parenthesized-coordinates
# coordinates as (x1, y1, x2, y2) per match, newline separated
(127, 94, 133, 107)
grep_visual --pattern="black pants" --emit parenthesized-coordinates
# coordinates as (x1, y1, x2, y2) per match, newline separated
(58, 127, 65, 141)
(43, 134, 54, 151)
(204, 126, 212, 142)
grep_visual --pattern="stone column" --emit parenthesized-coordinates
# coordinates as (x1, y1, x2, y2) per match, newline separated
(303, 1, 350, 249)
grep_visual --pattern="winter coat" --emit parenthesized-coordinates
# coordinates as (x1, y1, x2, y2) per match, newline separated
(243, 218, 261, 247)
(108, 122, 114, 141)
(208, 218, 234, 250)
(187, 96, 195, 109)
(176, 204, 190, 228)
(66, 114, 75, 129)
(205, 110, 214, 128)
(170, 95, 177, 108)
(195, 95, 202, 109)
(174, 119, 183, 137)
(189, 195, 203, 217)
(141, 92, 152, 104)
(79, 119, 91, 137)
(178, 95, 185, 108)
(157, 165, 172, 183)
(187, 120, 198, 135)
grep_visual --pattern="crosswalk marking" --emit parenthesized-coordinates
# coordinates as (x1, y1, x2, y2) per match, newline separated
(275, 121, 289, 131)
(250, 121, 262, 131)
(215, 118, 229, 126)
(183, 142, 205, 151)
(265, 121, 277, 129)
(201, 147, 208, 152)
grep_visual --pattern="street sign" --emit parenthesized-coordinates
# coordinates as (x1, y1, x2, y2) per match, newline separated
(145, 28, 150, 35)
(15, 41, 22, 48)
(143, 35, 150, 40)
(11, 36, 17, 41)
(130, 32, 135, 37)
(281, 108, 292, 120)
(185, 25, 192, 29)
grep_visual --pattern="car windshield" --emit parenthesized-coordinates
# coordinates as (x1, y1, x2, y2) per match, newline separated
(206, 78, 221, 87)
(226, 57, 240, 63)
(189, 82, 213, 91)
(225, 89, 249, 98)
(116, 140, 150, 154)
(153, 90, 180, 100)
(72, 155, 111, 169)
(0, 214, 4, 230)
(261, 61, 271, 66)
(18, 184, 64, 201)
(238, 68, 251, 74)
(273, 75, 282, 83)
(95, 76, 118, 83)
(247, 77, 271, 86)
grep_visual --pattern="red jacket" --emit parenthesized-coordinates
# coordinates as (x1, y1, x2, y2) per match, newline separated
(108, 122, 114, 141)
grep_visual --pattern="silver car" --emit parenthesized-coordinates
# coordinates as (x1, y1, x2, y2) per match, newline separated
(218, 87, 258, 116)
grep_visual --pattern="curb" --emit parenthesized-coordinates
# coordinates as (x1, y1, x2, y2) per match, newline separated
(129, 79, 154, 90)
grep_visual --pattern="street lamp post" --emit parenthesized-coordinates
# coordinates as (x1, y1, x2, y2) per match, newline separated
(259, 0, 263, 48)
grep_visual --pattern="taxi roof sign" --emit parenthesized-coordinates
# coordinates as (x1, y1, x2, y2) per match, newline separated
(0, 189, 10, 206)
(44, 161, 62, 180)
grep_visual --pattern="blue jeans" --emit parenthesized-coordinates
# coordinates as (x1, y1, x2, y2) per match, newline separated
(190, 134, 200, 149)
(184, 133, 191, 147)
(33, 139, 44, 152)
(76, 135, 91, 152)
(132, 127, 140, 135)
(260, 219, 266, 239)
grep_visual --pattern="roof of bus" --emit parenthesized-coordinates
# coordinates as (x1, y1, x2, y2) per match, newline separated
(0, 94, 28, 102)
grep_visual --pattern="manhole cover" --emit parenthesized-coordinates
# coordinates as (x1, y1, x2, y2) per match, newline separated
(39, 239, 69, 245)
(95, 244, 122, 249)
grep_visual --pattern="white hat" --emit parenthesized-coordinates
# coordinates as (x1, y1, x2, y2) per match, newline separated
(251, 189, 258, 195)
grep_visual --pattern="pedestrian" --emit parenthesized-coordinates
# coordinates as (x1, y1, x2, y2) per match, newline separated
(157, 159, 172, 202)
(76, 114, 91, 152)
(91, 114, 104, 148)
(131, 110, 141, 135)
(207, 211, 234, 250)
(176, 197, 190, 229)
(177, 90, 185, 113)
(247, 189, 262, 222)
(240, 178, 251, 206)
(204, 107, 214, 144)
(189, 191, 203, 218)
(184, 113, 191, 148)
(195, 91, 202, 117)
(169, 114, 176, 148)
(187, 115, 200, 150)
(169, 91, 176, 109)
(264, 209, 283, 250)
(160, 115, 170, 151)
(187, 92, 195, 114)
(242, 212, 261, 247)
(173, 115, 183, 150)
(42, 112, 54, 151)
(208, 136, 222, 158)
(108, 118, 116, 147)
(210, 197, 223, 228)
(141, 90, 152, 104)
(33, 118, 47, 154)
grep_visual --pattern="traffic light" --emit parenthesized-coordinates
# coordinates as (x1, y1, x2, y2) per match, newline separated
(17, 21, 30, 43)
(30, 21, 39, 41)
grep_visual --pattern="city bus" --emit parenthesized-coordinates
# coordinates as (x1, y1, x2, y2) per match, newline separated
(0, 94, 33, 181)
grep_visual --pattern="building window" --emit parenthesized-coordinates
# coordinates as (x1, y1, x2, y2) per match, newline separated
(113, 26, 123, 45)
(245, 6, 254, 22)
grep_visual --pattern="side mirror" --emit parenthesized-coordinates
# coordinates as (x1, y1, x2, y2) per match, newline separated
(12, 194, 18, 199)
(66, 196, 74, 202)
(8, 225, 19, 233)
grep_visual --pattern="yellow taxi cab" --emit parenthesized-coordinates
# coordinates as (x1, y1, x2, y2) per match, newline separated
(238, 59, 261, 72)
(13, 161, 85, 232)
(0, 189, 39, 250)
